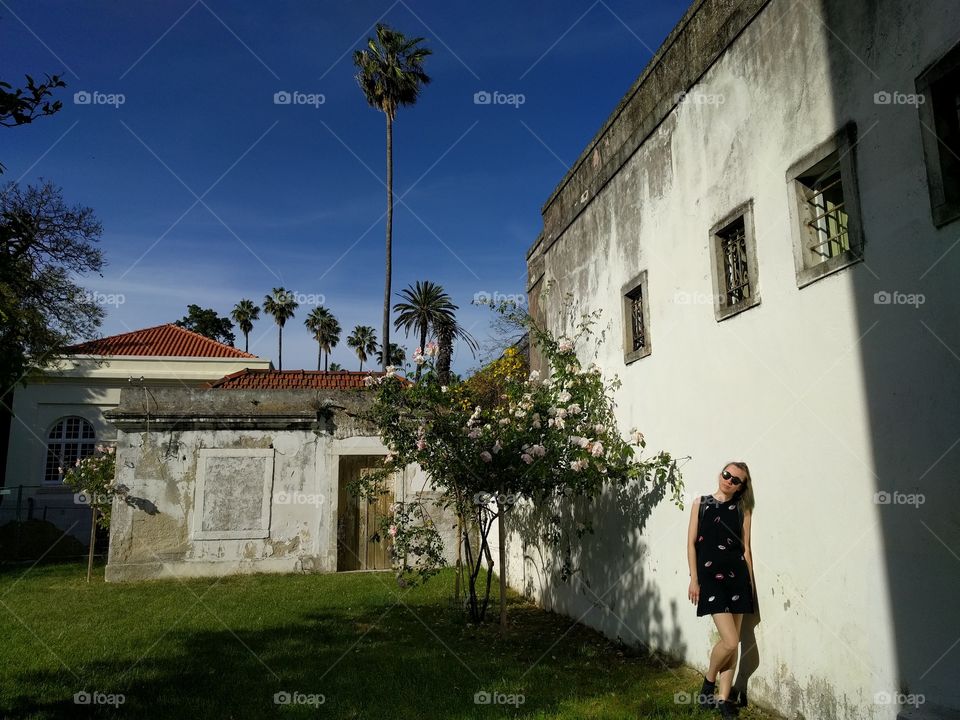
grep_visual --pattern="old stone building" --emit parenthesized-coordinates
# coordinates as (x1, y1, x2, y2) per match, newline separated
(507, 1, 960, 719)
(104, 372, 456, 582)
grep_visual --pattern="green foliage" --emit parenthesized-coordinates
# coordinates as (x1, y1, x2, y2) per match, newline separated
(353, 24, 432, 121)
(60, 445, 125, 529)
(175, 304, 236, 346)
(0, 180, 104, 391)
(359, 297, 685, 621)
(380, 500, 446, 586)
(0, 73, 65, 128)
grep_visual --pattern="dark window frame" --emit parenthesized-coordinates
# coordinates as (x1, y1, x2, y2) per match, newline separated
(786, 122, 865, 288)
(709, 200, 761, 321)
(916, 39, 960, 228)
(44, 416, 97, 485)
(621, 270, 651, 365)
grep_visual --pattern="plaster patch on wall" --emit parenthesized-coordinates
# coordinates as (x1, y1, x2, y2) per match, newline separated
(191, 449, 274, 540)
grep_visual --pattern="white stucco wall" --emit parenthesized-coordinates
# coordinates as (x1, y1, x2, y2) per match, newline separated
(510, 1, 960, 719)
(2, 355, 270, 545)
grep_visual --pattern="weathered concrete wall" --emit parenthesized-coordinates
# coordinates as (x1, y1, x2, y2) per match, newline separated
(104, 387, 456, 582)
(514, 1, 960, 719)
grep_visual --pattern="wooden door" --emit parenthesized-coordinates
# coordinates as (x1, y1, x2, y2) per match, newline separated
(359, 467, 393, 570)
(337, 457, 394, 571)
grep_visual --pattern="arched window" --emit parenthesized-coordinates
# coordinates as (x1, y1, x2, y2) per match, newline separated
(44, 416, 96, 485)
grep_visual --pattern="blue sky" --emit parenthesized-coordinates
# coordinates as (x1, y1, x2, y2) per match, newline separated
(2, 0, 688, 374)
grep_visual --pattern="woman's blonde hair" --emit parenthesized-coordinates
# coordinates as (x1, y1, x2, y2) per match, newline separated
(723, 460, 755, 513)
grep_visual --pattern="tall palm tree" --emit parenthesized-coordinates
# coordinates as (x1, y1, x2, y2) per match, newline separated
(230, 299, 260, 353)
(318, 313, 341, 372)
(263, 288, 299, 371)
(304, 307, 332, 371)
(393, 280, 479, 379)
(347, 325, 378, 371)
(375, 342, 406, 367)
(354, 24, 431, 373)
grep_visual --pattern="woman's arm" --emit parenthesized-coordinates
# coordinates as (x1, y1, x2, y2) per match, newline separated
(743, 509, 756, 596)
(687, 497, 701, 603)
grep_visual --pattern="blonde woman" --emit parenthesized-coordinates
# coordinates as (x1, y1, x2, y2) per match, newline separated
(687, 461, 756, 718)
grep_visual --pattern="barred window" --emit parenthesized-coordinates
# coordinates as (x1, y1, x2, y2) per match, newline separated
(797, 157, 850, 262)
(709, 202, 760, 320)
(44, 416, 96, 484)
(787, 123, 864, 287)
(621, 270, 651, 363)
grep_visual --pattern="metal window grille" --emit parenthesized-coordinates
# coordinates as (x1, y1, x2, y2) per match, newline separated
(628, 286, 646, 352)
(44, 417, 96, 484)
(803, 167, 849, 261)
(718, 216, 750, 305)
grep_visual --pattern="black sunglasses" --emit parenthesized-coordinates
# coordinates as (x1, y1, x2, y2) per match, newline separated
(722, 469, 745, 486)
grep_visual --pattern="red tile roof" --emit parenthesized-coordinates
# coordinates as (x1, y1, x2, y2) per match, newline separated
(204, 369, 406, 390)
(62, 323, 259, 359)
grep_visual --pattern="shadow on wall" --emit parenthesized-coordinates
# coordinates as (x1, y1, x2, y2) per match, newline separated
(509, 466, 691, 674)
(822, 0, 960, 714)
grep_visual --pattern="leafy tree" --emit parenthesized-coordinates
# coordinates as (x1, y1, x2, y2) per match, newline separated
(394, 280, 477, 380)
(61, 445, 124, 582)
(361, 299, 685, 627)
(263, 288, 298, 370)
(230, 299, 260, 352)
(176, 304, 235, 346)
(0, 181, 104, 395)
(354, 25, 431, 373)
(0, 74, 65, 127)
(347, 325, 378, 371)
(1, 73, 65, 173)
(328, 362, 343, 371)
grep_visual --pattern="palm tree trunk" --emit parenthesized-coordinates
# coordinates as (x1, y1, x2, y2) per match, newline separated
(317, 344, 322, 371)
(359, 357, 364, 372)
(382, 114, 393, 374)
(324, 350, 329, 372)
(278, 326, 283, 371)
(244, 331, 249, 353)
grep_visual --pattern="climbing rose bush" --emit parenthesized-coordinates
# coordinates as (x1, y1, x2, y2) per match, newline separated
(358, 301, 684, 621)
(61, 444, 125, 529)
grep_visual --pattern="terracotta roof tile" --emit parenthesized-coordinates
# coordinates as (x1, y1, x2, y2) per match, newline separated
(62, 323, 259, 359)
(203, 369, 408, 390)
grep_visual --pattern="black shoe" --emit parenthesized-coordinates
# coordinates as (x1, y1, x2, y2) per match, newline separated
(696, 676, 717, 709)
(718, 699, 740, 718)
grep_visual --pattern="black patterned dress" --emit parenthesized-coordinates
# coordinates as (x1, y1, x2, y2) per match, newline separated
(695, 494, 755, 616)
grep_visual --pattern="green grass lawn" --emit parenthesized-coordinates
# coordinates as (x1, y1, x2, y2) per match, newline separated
(0, 562, 780, 719)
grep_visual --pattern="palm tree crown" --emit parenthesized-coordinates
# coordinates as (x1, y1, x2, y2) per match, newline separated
(263, 287, 299, 370)
(393, 280, 478, 378)
(347, 325, 378, 371)
(354, 24, 432, 122)
(230, 299, 260, 353)
(305, 307, 342, 371)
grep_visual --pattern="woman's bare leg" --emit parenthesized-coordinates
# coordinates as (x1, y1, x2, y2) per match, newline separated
(716, 613, 743, 701)
(708, 613, 740, 699)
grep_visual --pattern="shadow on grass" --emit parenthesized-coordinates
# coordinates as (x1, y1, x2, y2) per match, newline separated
(1, 571, 710, 720)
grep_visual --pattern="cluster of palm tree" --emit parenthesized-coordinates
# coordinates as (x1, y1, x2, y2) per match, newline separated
(230, 26, 470, 376)
(229, 281, 475, 374)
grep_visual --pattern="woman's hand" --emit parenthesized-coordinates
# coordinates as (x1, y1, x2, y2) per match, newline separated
(688, 579, 700, 605)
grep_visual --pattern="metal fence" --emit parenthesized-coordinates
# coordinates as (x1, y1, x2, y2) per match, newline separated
(0, 484, 108, 563)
